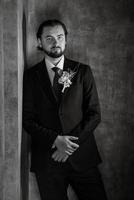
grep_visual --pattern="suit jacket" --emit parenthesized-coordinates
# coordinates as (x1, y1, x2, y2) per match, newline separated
(23, 57, 102, 172)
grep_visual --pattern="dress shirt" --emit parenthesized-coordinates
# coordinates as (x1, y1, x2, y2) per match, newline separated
(45, 56, 64, 86)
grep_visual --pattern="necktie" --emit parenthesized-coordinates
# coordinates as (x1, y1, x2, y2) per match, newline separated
(52, 67, 63, 101)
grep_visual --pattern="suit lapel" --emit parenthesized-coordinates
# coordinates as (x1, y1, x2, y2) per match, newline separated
(61, 57, 80, 99)
(35, 59, 57, 105)
(63, 57, 75, 71)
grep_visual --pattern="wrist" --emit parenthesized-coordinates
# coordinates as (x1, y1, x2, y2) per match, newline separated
(54, 135, 61, 147)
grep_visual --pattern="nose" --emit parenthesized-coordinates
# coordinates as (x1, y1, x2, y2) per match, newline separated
(52, 38, 58, 46)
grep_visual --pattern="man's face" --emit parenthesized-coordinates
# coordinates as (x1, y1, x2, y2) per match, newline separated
(38, 25, 66, 58)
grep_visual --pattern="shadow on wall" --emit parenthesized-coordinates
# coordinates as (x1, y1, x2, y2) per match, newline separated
(21, 8, 78, 200)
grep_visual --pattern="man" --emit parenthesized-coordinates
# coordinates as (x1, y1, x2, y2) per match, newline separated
(23, 19, 107, 200)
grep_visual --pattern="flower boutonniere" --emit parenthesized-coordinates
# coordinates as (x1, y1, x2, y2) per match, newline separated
(58, 69, 77, 93)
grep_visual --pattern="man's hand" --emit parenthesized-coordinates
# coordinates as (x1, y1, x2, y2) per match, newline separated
(52, 150, 69, 162)
(51, 135, 79, 162)
(53, 135, 79, 154)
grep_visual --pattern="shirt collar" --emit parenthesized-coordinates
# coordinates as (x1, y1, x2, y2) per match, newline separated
(45, 55, 64, 71)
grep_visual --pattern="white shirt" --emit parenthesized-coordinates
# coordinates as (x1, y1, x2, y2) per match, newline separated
(45, 56, 64, 86)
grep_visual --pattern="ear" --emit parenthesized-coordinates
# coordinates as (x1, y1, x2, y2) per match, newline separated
(37, 38, 42, 48)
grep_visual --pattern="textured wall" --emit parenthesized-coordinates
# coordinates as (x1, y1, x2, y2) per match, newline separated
(25, 0, 134, 200)
(0, 0, 23, 199)
(0, 1, 4, 199)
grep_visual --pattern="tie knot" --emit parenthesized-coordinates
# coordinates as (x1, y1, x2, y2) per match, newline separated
(52, 67, 63, 76)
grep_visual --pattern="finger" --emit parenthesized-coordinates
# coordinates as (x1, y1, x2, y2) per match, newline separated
(52, 153, 56, 159)
(52, 154, 58, 161)
(51, 144, 55, 149)
(57, 153, 67, 162)
(65, 150, 73, 155)
(53, 151, 64, 162)
(66, 144, 78, 154)
(52, 151, 60, 160)
(68, 141, 79, 149)
(51, 151, 58, 159)
(67, 146, 78, 153)
(57, 156, 63, 162)
(68, 149, 75, 153)
(68, 136, 79, 140)
(56, 152, 63, 162)
(67, 144, 75, 151)
(62, 155, 69, 162)
(64, 155, 69, 162)
(54, 154, 61, 162)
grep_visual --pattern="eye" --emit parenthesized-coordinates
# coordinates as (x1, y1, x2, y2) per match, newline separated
(58, 35, 64, 41)
(46, 37, 53, 42)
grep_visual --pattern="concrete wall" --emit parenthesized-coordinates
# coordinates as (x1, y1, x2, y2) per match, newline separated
(0, 0, 23, 199)
(25, 0, 134, 200)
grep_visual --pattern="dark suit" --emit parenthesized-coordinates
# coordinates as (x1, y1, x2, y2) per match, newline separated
(23, 57, 107, 200)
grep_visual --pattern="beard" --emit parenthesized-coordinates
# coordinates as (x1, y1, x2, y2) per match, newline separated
(43, 46, 65, 58)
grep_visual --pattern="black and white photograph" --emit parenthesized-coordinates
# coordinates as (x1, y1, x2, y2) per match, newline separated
(0, 0, 134, 200)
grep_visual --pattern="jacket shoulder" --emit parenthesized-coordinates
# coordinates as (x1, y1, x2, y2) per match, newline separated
(24, 60, 44, 76)
(66, 58, 92, 73)
(72, 59, 93, 77)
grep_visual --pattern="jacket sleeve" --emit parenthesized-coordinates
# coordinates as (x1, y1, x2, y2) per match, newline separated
(22, 70, 58, 148)
(70, 66, 101, 144)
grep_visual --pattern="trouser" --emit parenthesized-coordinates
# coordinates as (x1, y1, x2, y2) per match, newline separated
(34, 157, 108, 200)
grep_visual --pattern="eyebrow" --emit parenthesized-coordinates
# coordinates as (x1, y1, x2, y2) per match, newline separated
(45, 33, 64, 38)
(45, 35, 53, 38)
(57, 34, 64, 36)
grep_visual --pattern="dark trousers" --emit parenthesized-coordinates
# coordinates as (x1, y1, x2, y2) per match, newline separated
(35, 157, 107, 200)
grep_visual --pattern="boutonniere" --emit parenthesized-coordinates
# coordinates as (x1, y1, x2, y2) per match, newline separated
(58, 69, 77, 93)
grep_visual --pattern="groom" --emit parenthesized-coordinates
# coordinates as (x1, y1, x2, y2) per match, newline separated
(23, 19, 107, 200)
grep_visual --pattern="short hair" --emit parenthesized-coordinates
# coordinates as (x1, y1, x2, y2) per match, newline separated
(36, 19, 68, 39)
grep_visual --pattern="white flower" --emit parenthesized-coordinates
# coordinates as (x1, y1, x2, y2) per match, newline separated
(58, 70, 76, 93)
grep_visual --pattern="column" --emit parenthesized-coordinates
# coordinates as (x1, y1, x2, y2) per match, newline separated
(0, 0, 23, 199)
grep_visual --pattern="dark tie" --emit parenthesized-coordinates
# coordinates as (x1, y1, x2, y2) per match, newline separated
(52, 67, 63, 101)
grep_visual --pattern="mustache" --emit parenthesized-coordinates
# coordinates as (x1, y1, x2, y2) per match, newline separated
(51, 46, 61, 49)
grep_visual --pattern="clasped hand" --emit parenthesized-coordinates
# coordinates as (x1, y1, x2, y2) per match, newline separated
(52, 135, 79, 163)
